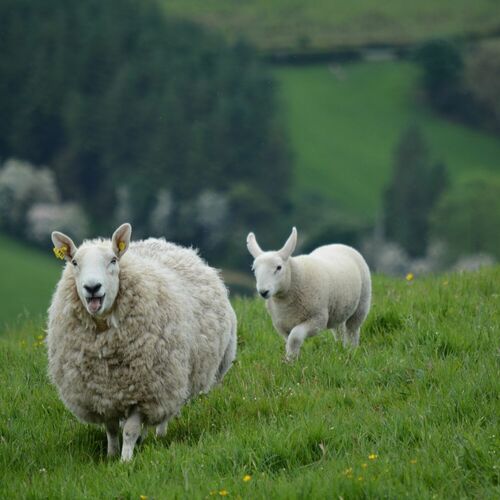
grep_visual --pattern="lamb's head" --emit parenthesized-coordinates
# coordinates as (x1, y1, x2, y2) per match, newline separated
(246, 227, 297, 299)
(51, 223, 132, 317)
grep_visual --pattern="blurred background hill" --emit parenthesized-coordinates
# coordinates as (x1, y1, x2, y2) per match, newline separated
(1, 0, 499, 314)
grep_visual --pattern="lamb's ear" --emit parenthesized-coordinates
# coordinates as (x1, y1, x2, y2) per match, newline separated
(247, 232, 263, 258)
(278, 227, 297, 260)
(51, 231, 77, 262)
(111, 223, 132, 258)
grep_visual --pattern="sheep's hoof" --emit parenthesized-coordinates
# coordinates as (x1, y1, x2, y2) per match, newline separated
(120, 449, 133, 462)
(283, 353, 298, 364)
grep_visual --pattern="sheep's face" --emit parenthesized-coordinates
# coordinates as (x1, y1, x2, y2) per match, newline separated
(71, 245, 121, 316)
(247, 227, 297, 299)
(52, 223, 132, 317)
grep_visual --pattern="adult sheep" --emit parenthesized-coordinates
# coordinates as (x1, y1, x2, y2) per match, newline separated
(246, 227, 371, 362)
(47, 223, 237, 461)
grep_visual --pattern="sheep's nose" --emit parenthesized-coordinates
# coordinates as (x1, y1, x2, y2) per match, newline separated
(259, 290, 270, 299)
(84, 283, 102, 295)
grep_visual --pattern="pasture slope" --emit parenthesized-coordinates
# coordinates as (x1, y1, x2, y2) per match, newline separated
(274, 61, 500, 220)
(0, 265, 499, 498)
(0, 235, 60, 328)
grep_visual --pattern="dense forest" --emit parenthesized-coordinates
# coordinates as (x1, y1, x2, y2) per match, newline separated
(0, 0, 291, 266)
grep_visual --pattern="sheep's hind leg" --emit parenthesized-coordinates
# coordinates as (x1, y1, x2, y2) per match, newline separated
(105, 420, 120, 458)
(121, 408, 142, 462)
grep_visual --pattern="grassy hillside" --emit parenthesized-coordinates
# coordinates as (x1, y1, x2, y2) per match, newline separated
(1, 268, 499, 498)
(0, 235, 60, 328)
(162, 0, 500, 52)
(275, 61, 500, 219)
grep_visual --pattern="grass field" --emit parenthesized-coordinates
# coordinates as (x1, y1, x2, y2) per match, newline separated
(0, 235, 60, 328)
(275, 61, 500, 219)
(162, 0, 500, 52)
(1, 267, 499, 498)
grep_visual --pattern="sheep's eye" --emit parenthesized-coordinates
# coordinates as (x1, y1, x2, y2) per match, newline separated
(71, 260, 77, 267)
(276, 265, 282, 271)
(110, 258, 117, 265)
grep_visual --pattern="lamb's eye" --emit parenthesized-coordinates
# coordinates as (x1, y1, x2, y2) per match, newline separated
(276, 265, 282, 271)
(72, 260, 77, 267)
(110, 258, 117, 265)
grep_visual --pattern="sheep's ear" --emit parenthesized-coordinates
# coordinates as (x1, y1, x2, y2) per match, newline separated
(278, 227, 297, 260)
(247, 232, 263, 258)
(112, 223, 132, 258)
(51, 231, 77, 262)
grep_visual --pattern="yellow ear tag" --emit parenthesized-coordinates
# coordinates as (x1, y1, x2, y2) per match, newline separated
(118, 241, 126, 252)
(53, 245, 68, 260)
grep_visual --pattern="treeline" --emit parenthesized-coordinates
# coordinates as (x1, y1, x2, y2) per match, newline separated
(0, 0, 291, 266)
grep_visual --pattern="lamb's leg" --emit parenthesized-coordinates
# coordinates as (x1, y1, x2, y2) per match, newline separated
(121, 408, 142, 462)
(285, 317, 325, 362)
(105, 420, 120, 458)
(156, 420, 168, 437)
(344, 301, 369, 347)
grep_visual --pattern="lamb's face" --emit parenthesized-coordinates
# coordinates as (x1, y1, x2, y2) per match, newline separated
(252, 253, 289, 299)
(246, 227, 297, 300)
(71, 245, 120, 316)
(51, 223, 132, 318)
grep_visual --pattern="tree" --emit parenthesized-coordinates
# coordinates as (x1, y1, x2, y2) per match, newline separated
(431, 173, 500, 261)
(415, 40, 464, 115)
(383, 125, 448, 257)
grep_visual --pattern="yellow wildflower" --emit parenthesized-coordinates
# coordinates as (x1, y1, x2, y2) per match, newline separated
(361, 463, 368, 469)
(243, 475, 252, 482)
(53, 245, 68, 260)
(357, 476, 363, 481)
(405, 272, 414, 282)
(410, 459, 417, 464)
(37, 335, 44, 340)
(139, 496, 148, 500)
(219, 490, 229, 496)
(118, 241, 126, 252)
(368, 453, 378, 460)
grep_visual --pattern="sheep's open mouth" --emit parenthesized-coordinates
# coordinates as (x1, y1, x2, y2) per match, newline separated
(86, 295, 104, 314)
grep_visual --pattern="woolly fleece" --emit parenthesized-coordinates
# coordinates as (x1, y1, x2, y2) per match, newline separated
(47, 238, 237, 427)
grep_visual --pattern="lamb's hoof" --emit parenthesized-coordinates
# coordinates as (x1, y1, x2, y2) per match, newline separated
(284, 353, 298, 364)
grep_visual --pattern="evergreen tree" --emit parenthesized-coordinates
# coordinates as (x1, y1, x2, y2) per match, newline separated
(383, 125, 448, 257)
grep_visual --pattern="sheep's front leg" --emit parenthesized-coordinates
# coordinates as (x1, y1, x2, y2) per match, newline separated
(105, 420, 120, 458)
(121, 409, 142, 462)
(156, 420, 168, 437)
(285, 317, 325, 362)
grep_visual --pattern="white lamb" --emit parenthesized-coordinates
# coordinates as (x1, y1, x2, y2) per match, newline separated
(47, 223, 237, 461)
(246, 227, 371, 361)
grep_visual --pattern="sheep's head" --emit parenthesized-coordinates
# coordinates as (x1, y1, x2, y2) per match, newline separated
(246, 227, 297, 299)
(51, 223, 132, 317)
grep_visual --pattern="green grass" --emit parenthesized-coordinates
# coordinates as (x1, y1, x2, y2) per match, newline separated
(162, 0, 500, 52)
(1, 268, 499, 498)
(0, 235, 60, 328)
(275, 61, 500, 219)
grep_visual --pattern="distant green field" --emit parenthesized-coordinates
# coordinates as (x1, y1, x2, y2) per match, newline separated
(275, 61, 500, 219)
(1, 268, 499, 497)
(162, 0, 500, 52)
(0, 235, 60, 328)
